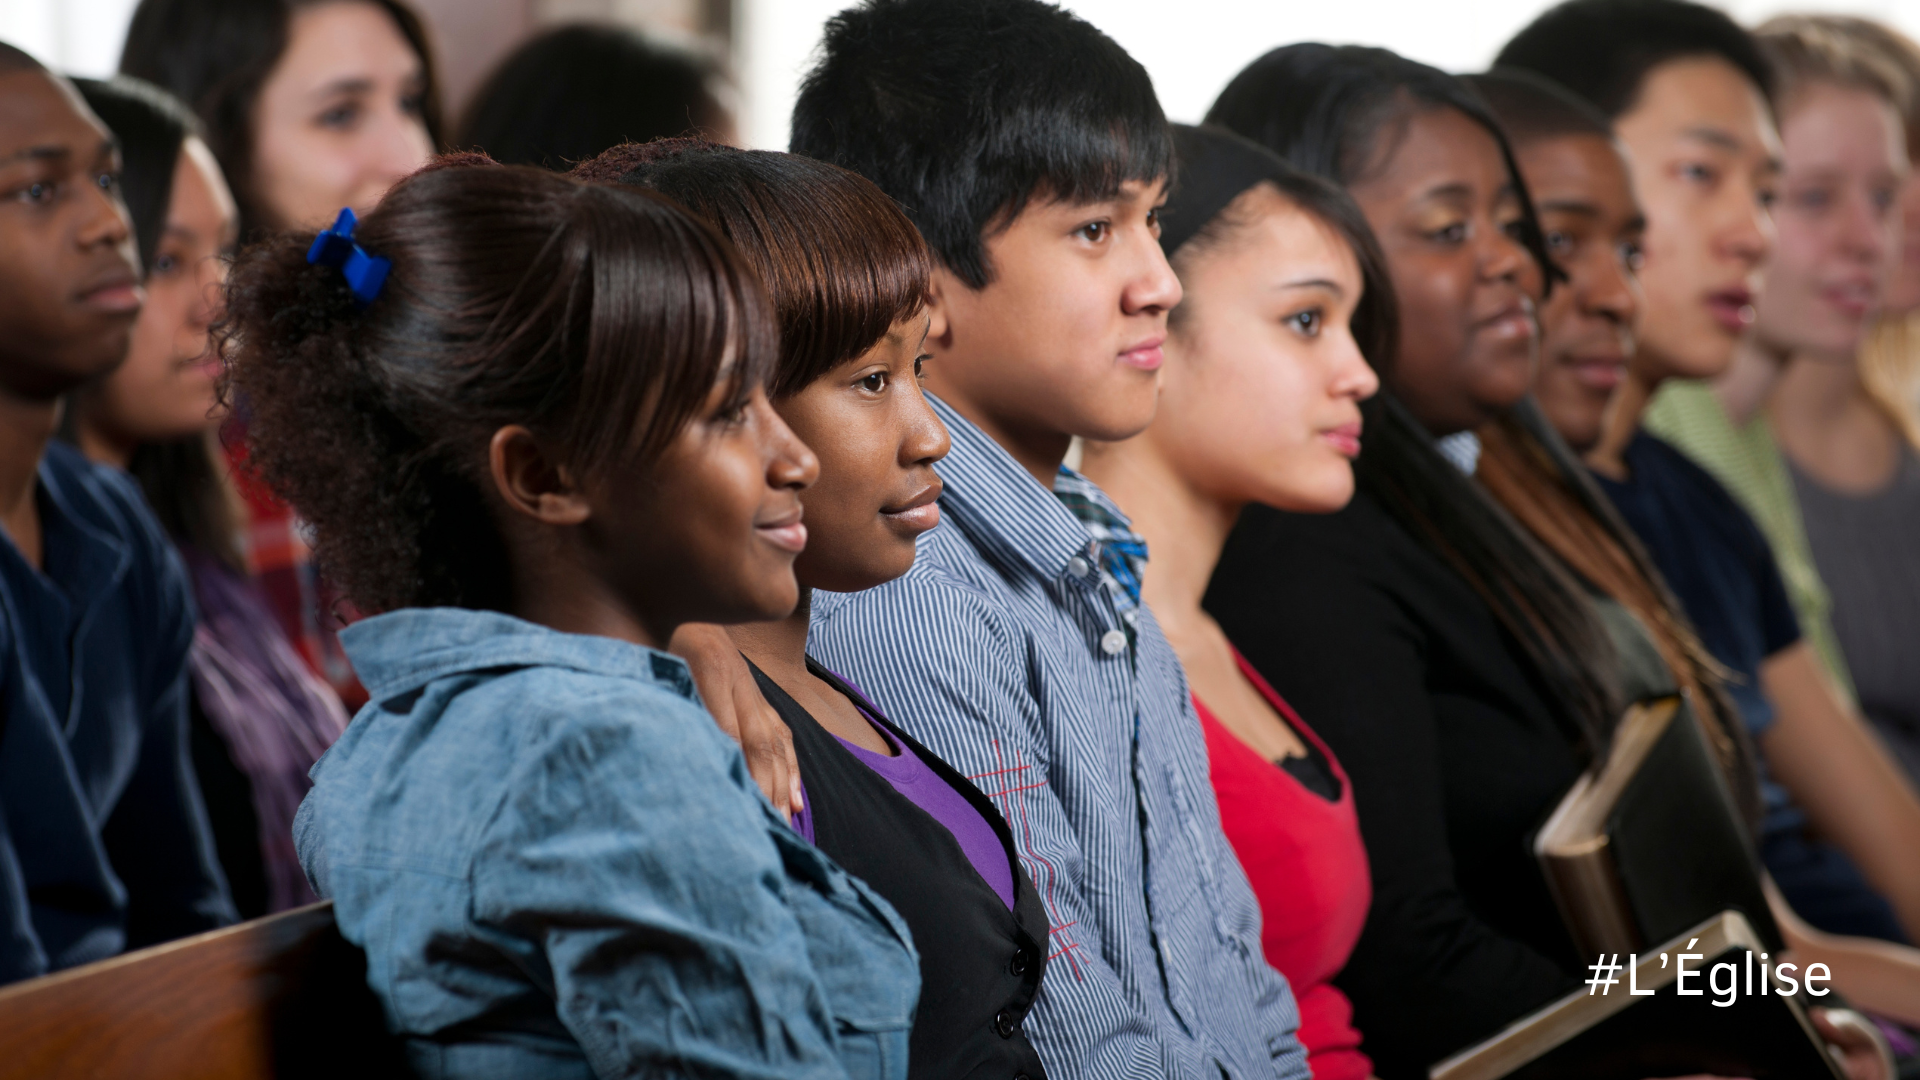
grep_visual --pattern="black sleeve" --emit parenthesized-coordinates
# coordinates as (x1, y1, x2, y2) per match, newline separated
(1745, 514, 1803, 659)
(1207, 502, 1577, 1078)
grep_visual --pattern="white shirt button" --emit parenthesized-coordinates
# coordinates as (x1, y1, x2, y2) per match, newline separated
(1067, 556, 1091, 578)
(1100, 629, 1128, 655)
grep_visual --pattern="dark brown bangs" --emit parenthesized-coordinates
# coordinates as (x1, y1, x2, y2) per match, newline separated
(568, 182, 779, 470)
(574, 138, 935, 398)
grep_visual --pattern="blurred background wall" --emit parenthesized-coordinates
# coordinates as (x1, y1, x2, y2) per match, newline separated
(7, 0, 1920, 151)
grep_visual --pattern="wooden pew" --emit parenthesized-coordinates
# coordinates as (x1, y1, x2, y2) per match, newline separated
(0, 901, 407, 1079)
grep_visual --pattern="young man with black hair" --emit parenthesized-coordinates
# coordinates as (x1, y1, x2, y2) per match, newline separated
(792, 2, 1310, 1077)
(0, 43, 233, 984)
(1501, 0, 1920, 1018)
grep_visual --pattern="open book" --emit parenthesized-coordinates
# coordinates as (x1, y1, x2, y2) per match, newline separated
(1534, 696, 1780, 957)
(1430, 911, 1844, 1080)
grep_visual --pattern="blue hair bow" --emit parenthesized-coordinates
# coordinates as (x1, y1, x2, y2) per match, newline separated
(306, 207, 390, 308)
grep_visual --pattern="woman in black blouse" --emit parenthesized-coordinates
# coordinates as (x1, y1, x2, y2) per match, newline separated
(1200, 45, 1760, 1076)
(574, 140, 1050, 1080)
(1203, 43, 1892, 1078)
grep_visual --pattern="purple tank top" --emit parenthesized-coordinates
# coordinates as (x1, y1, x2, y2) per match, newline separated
(789, 685, 1014, 911)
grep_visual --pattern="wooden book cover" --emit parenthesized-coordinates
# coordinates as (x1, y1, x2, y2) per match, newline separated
(1431, 911, 1843, 1080)
(1534, 696, 1780, 957)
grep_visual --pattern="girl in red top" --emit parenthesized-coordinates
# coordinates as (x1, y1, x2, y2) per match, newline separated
(1082, 124, 1388, 1079)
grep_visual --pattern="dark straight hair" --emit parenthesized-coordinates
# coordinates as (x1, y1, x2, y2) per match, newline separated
(221, 157, 776, 614)
(1464, 68, 1616, 147)
(0, 42, 44, 73)
(119, 0, 444, 237)
(1163, 124, 1399, 380)
(74, 76, 200, 274)
(68, 76, 245, 575)
(789, 0, 1171, 289)
(572, 139, 933, 398)
(1496, 0, 1775, 119)
(1208, 44, 1623, 760)
(457, 25, 730, 171)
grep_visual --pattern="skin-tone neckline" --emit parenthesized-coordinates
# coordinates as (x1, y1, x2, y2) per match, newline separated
(1769, 355, 1904, 494)
(1584, 363, 1653, 481)
(727, 591, 896, 757)
(0, 392, 55, 569)
(73, 417, 131, 470)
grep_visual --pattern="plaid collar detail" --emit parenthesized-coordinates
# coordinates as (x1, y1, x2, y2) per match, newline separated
(1051, 465, 1148, 618)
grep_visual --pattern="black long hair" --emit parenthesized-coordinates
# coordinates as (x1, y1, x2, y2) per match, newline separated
(67, 76, 245, 575)
(1209, 44, 1622, 760)
(457, 25, 731, 171)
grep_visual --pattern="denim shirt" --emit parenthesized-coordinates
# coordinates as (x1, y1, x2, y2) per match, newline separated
(296, 608, 919, 1079)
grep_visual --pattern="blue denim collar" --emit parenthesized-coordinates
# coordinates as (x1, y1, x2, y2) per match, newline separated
(342, 607, 698, 704)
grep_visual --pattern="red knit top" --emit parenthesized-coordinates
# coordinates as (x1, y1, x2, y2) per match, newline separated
(1196, 651, 1373, 1080)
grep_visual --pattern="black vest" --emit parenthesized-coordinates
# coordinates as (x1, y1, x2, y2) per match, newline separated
(750, 659, 1050, 1080)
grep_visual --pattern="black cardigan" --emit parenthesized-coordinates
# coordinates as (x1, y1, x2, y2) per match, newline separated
(752, 659, 1050, 1080)
(1205, 493, 1586, 1079)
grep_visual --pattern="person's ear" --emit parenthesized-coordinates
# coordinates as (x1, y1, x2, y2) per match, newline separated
(488, 425, 591, 525)
(924, 270, 960, 352)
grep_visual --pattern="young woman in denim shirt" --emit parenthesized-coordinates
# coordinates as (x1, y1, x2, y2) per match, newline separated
(222, 156, 920, 1079)
(574, 140, 1053, 1080)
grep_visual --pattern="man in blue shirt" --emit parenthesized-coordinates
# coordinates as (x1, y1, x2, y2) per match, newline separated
(791, 3, 1308, 1077)
(0, 43, 233, 982)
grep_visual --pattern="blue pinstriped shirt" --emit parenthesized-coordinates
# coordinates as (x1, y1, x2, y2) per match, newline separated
(810, 395, 1308, 1080)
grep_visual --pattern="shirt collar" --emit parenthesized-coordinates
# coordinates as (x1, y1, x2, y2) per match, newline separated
(926, 393, 1102, 582)
(1435, 430, 1482, 475)
(341, 607, 698, 705)
(1052, 465, 1148, 615)
(0, 445, 132, 628)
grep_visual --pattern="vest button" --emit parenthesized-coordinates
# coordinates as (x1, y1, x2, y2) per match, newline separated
(994, 1008, 1019, 1038)
(1100, 629, 1127, 655)
(1009, 948, 1030, 976)
(1015, 1074, 1033, 1080)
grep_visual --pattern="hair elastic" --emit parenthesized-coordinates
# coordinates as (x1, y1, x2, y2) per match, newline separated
(307, 207, 391, 308)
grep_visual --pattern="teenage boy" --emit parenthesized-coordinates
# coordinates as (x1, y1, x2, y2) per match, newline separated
(0, 44, 233, 984)
(791, 3, 1308, 1077)
(1501, 0, 1920, 954)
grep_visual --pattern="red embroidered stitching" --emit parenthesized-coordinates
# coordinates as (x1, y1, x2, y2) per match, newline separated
(971, 739, 1089, 981)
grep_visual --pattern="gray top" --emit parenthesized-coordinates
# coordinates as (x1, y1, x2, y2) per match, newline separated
(1791, 445, 1920, 787)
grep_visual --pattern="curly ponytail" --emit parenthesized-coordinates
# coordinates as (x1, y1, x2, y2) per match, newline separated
(221, 156, 776, 614)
